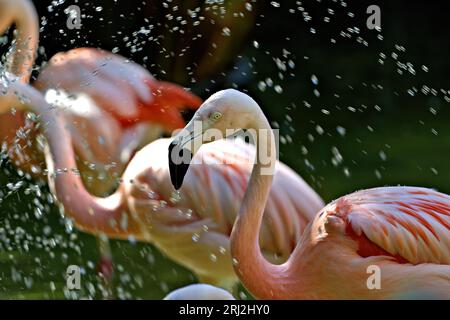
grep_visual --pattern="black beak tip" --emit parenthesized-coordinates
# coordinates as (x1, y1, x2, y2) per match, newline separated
(168, 141, 192, 190)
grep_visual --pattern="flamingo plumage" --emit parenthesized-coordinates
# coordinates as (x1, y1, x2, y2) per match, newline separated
(34, 47, 201, 133)
(170, 89, 450, 299)
(0, 81, 324, 291)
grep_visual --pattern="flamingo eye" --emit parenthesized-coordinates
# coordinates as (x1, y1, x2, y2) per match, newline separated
(210, 111, 222, 121)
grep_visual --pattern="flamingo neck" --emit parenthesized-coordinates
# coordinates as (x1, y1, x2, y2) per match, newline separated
(230, 110, 292, 299)
(8, 0, 39, 83)
(1, 80, 130, 237)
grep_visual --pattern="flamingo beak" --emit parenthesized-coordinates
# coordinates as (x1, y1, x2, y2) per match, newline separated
(168, 139, 192, 190)
(168, 120, 204, 189)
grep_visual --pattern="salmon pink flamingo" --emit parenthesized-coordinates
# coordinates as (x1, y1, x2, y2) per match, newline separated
(33, 49, 201, 289)
(0, 82, 324, 291)
(0, 0, 201, 291)
(34, 51, 202, 195)
(1, 0, 201, 188)
(170, 89, 450, 299)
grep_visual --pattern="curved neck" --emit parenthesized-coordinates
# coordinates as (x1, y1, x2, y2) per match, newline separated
(2, 0, 39, 82)
(1, 80, 132, 237)
(230, 108, 292, 299)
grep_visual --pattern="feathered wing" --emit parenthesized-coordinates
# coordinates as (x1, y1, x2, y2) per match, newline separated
(333, 187, 450, 264)
(126, 138, 322, 258)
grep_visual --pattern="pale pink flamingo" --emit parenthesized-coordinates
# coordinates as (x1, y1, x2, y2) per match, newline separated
(0, 82, 324, 291)
(0, 0, 201, 290)
(170, 89, 450, 299)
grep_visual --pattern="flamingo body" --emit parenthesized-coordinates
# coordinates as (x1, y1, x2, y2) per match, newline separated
(281, 186, 450, 299)
(34, 48, 201, 132)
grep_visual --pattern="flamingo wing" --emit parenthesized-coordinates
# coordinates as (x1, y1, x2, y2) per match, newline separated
(34, 48, 153, 118)
(128, 138, 322, 259)
(329, 186, 450, 264)
(35, 47, 201, 131)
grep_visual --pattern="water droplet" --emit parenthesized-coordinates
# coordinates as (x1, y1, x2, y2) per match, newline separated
(192, 233, 200, 242)
(258, 81, 266, 92)
(270, 1, 280, 8)
(159, 200, 167, 208)
(221, 27, 231, 37)
(336, 126, 346, 136)
(170, 190, 181, 204)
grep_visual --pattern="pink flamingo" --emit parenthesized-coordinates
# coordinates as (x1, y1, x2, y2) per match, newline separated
(34, 49, 202, 195)
(0, 82, 324, 291)
(0, 0, 201, 188)
(170, 89, 450, 299)
(0, 0, 201, 289)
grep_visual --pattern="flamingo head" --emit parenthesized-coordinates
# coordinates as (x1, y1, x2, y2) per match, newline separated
(168, 89, 259, 189)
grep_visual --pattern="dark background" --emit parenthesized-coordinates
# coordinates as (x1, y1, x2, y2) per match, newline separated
(1, 0, 450, 298)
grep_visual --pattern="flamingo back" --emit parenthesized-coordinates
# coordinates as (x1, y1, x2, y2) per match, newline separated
(318, 186, 450, 264)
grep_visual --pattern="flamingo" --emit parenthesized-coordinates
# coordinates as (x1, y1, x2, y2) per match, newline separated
(0, 0, 201, 291)
(0, 81, 324, 291)
(0, 0, 201, 189)
(164, 284, 235, 300)
(169, 89, 450, 299)
(34, 50, 202, 195)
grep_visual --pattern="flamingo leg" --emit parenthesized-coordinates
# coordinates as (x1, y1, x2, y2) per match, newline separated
(96, 234, 114, 299)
